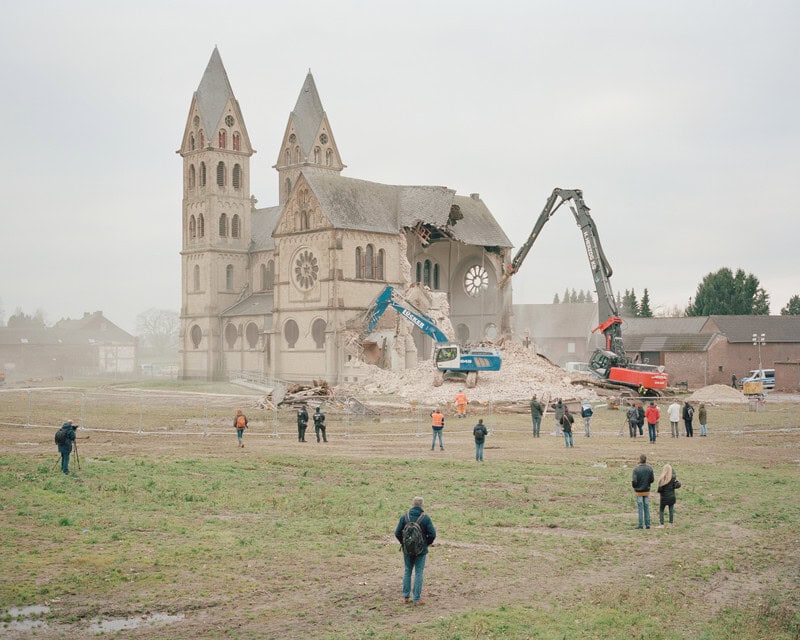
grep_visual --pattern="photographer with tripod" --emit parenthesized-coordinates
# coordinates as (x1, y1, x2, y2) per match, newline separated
(54, 420, 79, 475)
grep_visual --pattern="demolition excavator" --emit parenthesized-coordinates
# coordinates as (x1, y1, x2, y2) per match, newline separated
(500, 188, 668, 395)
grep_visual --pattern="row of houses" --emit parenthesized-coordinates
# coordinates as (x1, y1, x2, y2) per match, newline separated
(514, 303, 800, 391)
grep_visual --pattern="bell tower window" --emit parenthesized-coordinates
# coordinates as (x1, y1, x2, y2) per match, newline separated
(198, 214, 205, 238)
(189, 165, 196, 189)
(233, 132, 240, 151)
(189, 215, 196, 239)
(232, 164, 241, 189)
(219, 213, 228, 237)
(193, 264, 200, 291)
(225, 264, 234, 290)
(216, 162, 226, 187)
(231, 214, 240, 238)
(190, 134, 195, 150)
(200, 163, 206, 186)
(218, 130, 226, 149)
(326, 148, 333, 166)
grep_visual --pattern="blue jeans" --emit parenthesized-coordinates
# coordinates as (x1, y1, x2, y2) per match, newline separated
(237, 429, 244, 443)
(431, 428, 443, 449)
(531, 415, 541, 437)
(60, 448, 71, 474)
(648, 423, 657, 442)
(700, 423, 707, 436)
(402, 552, 427, 602)
(563, 431, 573, 447)
(475, 440, 485, 461)
(636, 495, 651, 528)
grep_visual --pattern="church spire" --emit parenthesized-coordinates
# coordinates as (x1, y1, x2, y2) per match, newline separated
(275, 71, 344, 204)
(195, 47, 236, 140)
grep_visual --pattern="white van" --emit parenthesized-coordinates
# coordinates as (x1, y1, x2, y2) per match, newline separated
(739, 368, 775, 390)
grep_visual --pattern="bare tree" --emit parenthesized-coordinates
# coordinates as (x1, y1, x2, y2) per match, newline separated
(136, 308, 179, 355)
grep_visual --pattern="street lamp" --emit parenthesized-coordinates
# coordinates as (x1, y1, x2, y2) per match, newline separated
(752, 333, 766, 370)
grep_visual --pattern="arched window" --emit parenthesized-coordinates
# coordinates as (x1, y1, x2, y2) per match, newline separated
(219, 213, 228, 237)
(190, 134, 195, 151)
(456, 323, 470, 343)
(225, 264, 234, 290)
(300, 210, 309, 231)
(326, 148, 333, 166)
(189, 215, 196, 239)
(433, 263, 440, 289)
(265, 260, 274, 291)
(193, 264, 200, 291)
(314, 147, 321, 164)
(224, 323, 238, 348)
(198, 214, 205, 238)
(189, 164, 196, 189)
(200, 162, 206, 186)
(233, 133, 240, 151)
(260, 263, 268, 291)
(285, 149, 290, 165)
(294, 146, 301, 163)
(285, 177, 291, 197)
(416, 262, 422, 283)
(218, 130, 226, 149)
(232, 164, 241, 189)
(190, 325, 202, 349)
(284, 319, 299, 348)
(423, 260, 431, 286)
(245, 322, 259, 349)
(231, 214, 240, 238)
(377, 249, 385, 281)
(355, 247, 362, 279)
(312, 318, 326, 349)
(365, 245, 374, 280)
(216, 161, 226, 187)
(199, 131, 205, 148)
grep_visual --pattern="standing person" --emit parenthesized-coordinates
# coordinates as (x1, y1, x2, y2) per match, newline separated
(731, 373, 737, 388)
(394, 496, 436, 605)
(636, 402, 645, 437)
(55, 420, 78, 475)
(473, 418, 488, 462)
(551, 398, 565, 434)
(698, 403, 708, 437)
(234, 409, 248, 447)
(645, 401, 660, 443)
(631, 454, 655, 529)
(453, 389, 468, 419)
(313, 406, 327, 442)
(430, 408, 445, 451)
(656, 463, 681, 527)
(561, 406, 575, 448)
(667, 400, 681, 438)
(296, 404, 309, 442)
(682, 401, 695, 437)
(626, 404, 639, 438)
(580, 400, 593, 437)
(530, 394, 544, 438)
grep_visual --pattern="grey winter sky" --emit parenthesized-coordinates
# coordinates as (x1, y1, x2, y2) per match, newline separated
(2, 1, 799, 334)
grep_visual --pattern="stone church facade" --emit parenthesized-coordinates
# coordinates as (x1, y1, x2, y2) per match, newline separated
(179, 48, 513, 382)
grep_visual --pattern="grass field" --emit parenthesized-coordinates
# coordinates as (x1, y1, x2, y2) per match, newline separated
(1, 385, 799, 639)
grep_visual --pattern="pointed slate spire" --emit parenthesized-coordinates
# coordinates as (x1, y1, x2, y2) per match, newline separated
(291, 71, 326, 158)
(195, 47, 235, 140)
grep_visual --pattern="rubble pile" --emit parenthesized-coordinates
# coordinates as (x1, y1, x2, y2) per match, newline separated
(336, 341, 600, 406)
(688, 384, 746, 403)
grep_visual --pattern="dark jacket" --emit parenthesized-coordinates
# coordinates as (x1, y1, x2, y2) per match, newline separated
(657, 474, 680, 506)
(682, 403, 694, 422)
(473, 423, 488, 442)
(530, 400, 543, 418)
(297, 407, 308, 426)
(561, 412, 574, 433)
(636, 406, 645, 427)
(551, 401, 565, 420)
(626, 406, 639, 424)
(698, 406, 707, 423)
(313, 410, 325, 428)
(57, 423, 76, 453)
(394, 506, 436, 556)
(631, 463, 655, 494)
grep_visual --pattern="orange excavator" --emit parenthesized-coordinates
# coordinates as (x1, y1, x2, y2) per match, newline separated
(500, 188, 668, 395)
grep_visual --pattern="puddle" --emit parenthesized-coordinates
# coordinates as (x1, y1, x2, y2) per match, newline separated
(7, 605, 50, 617)
(88, 612, 185, 633)
(4, 605, 51, 632)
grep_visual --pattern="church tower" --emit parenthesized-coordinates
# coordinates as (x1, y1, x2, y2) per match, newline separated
(274, 71, 345, 204)
(178, 48, 255, 379)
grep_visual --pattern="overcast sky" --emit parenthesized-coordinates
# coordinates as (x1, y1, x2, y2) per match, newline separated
(2, 1, 798, 334)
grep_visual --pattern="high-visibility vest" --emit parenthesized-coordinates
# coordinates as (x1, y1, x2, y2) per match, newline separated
(455, 392, 467, 405)
(431, 412, 444, 427)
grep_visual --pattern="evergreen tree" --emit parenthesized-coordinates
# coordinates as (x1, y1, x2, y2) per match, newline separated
(780, 295, 800, 315)
(585, 290, 593, 303)
(621, 289, 639, 317)
(570, 288, 578, 303)
(576, 290, 586, 303)
(639, 288, 653, 317)
(686, 268, 770, 316)
(563, 287, 570, 304)
(553, 293, 560, 304)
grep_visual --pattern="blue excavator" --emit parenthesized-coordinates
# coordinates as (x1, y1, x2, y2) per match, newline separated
(362, 285, 502, 388)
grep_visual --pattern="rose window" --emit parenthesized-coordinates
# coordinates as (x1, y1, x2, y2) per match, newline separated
(464, 265, 489, 296)
(294, 250, 319, 290)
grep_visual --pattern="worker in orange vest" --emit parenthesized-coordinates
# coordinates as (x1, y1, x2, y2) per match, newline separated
(430, 408, 445, 451)
(453, 389, 468, 418)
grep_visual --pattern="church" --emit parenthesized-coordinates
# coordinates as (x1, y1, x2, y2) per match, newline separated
(179, 48, 513, 382)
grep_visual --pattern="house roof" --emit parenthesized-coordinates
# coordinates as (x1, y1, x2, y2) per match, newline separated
(513, 303, 599, 339)
(52, 311, 134, 342)
(705, 315, 800, 343)
(623, 334, 717, 353)
(622, 317, 709, 335)
(222, 293, 274, 318)
(300, 170, 512, 247)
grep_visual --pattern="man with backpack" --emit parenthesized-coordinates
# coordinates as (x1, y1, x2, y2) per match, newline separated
(296, 404, 309, 442)
(234, 409, 248, 447)
(54, 420, 78, 474)
(472, 418, 488, 462)
(580, 400, 593, 437)
(394, 496, 436, 605)
(682, 400, 695, 437)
